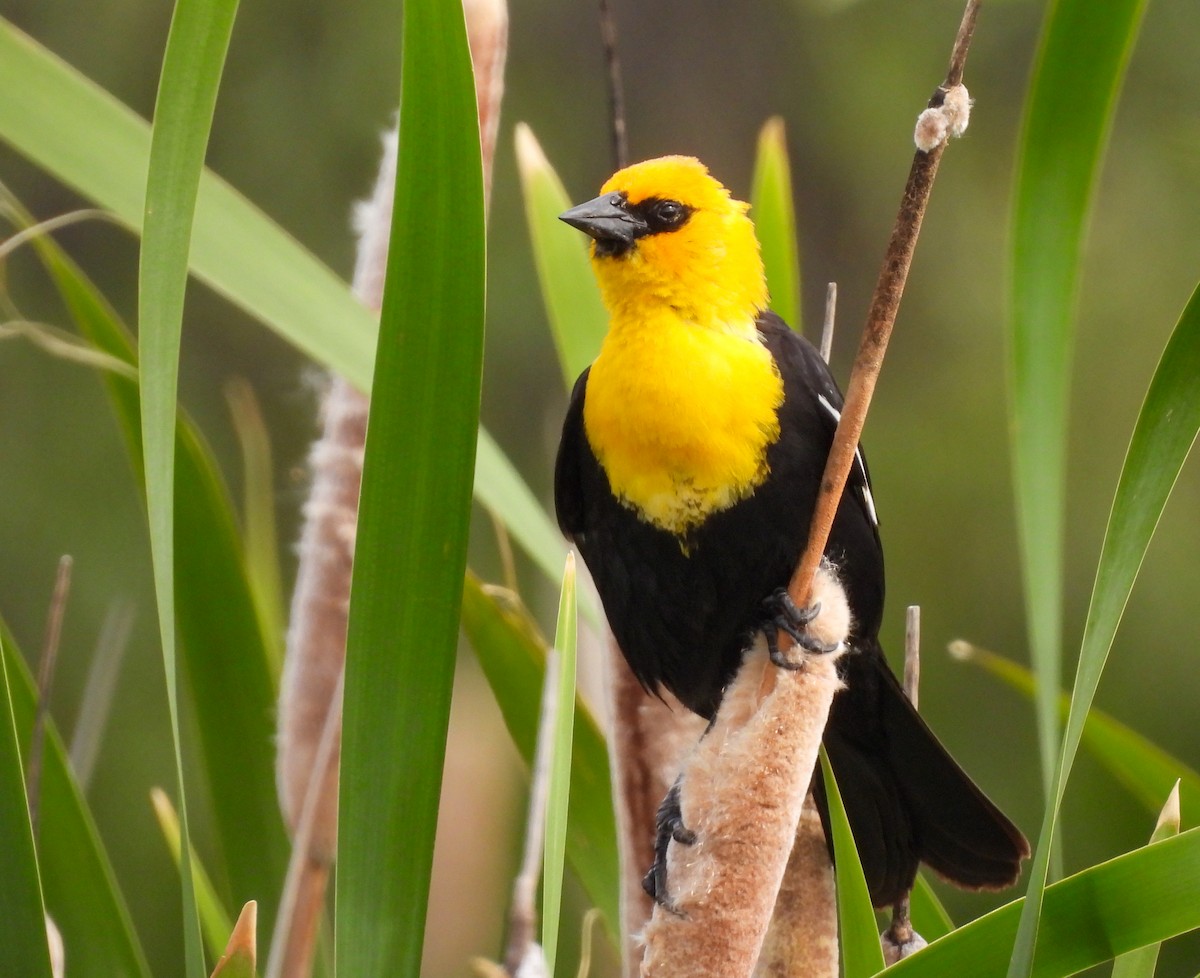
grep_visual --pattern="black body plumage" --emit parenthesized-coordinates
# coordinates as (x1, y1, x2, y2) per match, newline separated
(555, 313, 1028, 907)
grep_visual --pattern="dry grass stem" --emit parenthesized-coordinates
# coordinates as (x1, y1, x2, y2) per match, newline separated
(28, 554, 72, 837)
(597, 0, 628, 170)
(503, 650, 561, 974)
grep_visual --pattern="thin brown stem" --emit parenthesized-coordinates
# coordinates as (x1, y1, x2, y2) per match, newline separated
(598, 0, 628, 170)
(504, 650, 560, 974)
(788, 0, 980, 611)
(27, 555, 72, 838)
(946, 0, 981, 88)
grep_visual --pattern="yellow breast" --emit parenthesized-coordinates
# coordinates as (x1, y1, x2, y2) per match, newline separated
(583, 311, 784, 536)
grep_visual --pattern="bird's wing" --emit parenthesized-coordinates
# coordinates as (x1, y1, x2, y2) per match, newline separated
(554, 366, 592, 538)
(758, 311, 880, 536)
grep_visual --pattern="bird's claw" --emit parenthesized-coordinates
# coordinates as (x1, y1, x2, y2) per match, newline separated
(642, 778, 695, 914)
(762, 587, 839, 669)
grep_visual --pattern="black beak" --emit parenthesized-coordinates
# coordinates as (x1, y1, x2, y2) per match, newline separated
(559, 193, 648, 246)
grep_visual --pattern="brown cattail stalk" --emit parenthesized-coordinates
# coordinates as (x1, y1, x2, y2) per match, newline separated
(639, 568, 851, 976)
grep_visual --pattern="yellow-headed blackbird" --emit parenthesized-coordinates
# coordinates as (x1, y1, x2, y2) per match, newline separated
(554, 156, 1028, 907)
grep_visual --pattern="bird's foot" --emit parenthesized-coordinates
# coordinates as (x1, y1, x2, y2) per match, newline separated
(642, 778, 696, 914)
(762, 586, 840, 669)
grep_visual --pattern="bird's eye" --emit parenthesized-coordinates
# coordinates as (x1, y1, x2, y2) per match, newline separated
(655, 200, 684, 225)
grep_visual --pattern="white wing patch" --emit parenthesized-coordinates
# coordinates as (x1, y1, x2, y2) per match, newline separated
(817, 394, 879, 528)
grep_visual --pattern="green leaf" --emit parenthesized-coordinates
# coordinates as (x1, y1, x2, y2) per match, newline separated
(819, 748, 885, 978)
(1008, 0, 1151, 807)
(751, 117, 802, 332)
(884, 827, 1200, 978)
(139, 1, 240, 974)
(0, 623, 150, 978)
(516, 123, 608, 389)
(334, 0, 485, 972)
(909, 873, 955, 943)
(151, 787, 237, 964)
(1011, 273, 1200, 975)
(953, 641, 1200, 821)
(460, 573, 619, 936)
(0, 634, 53, 978)
(1007, 0, 1151, 970)
(28, 213, 288, 936)
(542, 555, 578, 975)
(1110, 783, 1180, 978)
(225, 379, 286, 681)
(0, 17, 567, 595)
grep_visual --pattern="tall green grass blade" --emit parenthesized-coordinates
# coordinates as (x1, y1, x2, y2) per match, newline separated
(885, 827, 1200, 978)
(0, 634, 53, 978)
(151, 787, 237, 963)
(1, 623, 151, 978)
(1008, 0, 1150, 808)
(460, 574, 620, 934)
(1110, 783, 1180, 978)
(751, 117, 802, 332)
(953, 641, 1200, 820)
(334, 0, 485, 972)
(1007, 0, 1150, 970)
(139, 2, 240, 973)
(0, 18, 566, 592)
(819, 748, 885, 978)
(226, 379, 286, 679)
(1011, 274, 1200, 976)
(910, 873, 954, 943)
(516, 123, 608, 388)
(30, 218, 288, 935)
(542, 556, 578, 975)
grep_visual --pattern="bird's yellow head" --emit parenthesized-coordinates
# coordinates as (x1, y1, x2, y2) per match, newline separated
(560, 156, 768, 334)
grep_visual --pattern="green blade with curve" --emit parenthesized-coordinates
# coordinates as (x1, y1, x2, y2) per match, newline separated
(884, 827, 1200, 978)
(751, 116, 802, 333)
(542, 555, 578, 975)
(1006, 0, 1152, 970)
(138, 0, 241, 972)
(1011, 273, 1200, 975)
(516, 123, 608, 389)
(0, 633, 53, 978)
(819, 747, 885, 978)
(0, 622, 150, 977)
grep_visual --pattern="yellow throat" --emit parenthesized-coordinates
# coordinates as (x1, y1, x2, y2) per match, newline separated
(579, 157, 784, 536)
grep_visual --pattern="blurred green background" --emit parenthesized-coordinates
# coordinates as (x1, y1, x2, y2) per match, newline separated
(1, 0, 1199, 974)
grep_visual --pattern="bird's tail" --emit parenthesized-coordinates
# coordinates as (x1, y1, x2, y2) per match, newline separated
(813, 639, 1030, 908)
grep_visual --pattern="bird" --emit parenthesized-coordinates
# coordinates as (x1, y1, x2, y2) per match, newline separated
(553, 155, 1029, 909)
